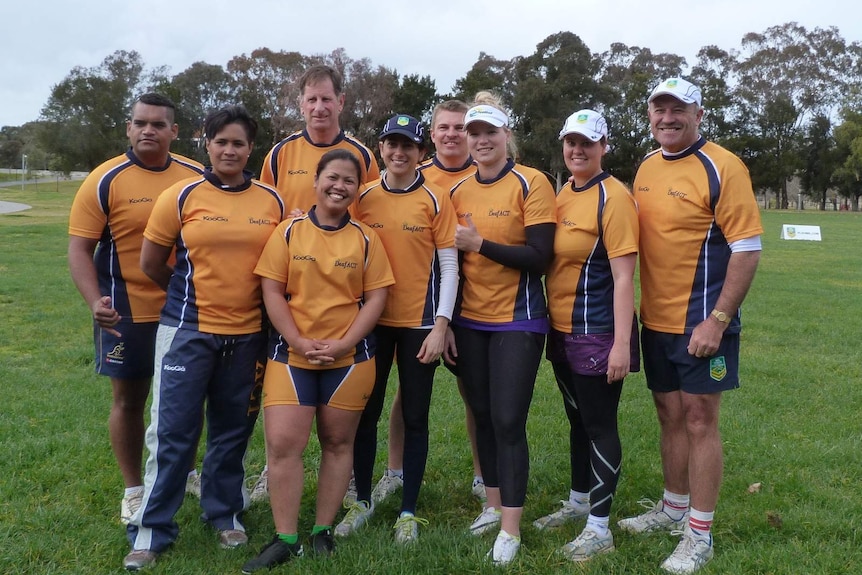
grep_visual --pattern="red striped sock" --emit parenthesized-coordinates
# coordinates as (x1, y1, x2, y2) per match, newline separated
(689, 508, 714, 538)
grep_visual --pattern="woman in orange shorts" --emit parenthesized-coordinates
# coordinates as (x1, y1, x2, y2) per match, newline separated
(242, 149, 394, 573)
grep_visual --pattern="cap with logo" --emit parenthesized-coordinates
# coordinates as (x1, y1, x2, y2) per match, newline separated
(463, 105, 509, 128)
(380, 114, 425, 144)
(648, 77, 702, 106)
(559, 109, 608, 142)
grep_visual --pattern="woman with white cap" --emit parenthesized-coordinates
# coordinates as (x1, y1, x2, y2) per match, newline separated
(449, 91, 556, 565)
(532, 109, 639, 562)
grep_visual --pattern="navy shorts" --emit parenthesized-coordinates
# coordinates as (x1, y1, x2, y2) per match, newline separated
(641, 327, 740, 394)
(94, 321, 158, 379)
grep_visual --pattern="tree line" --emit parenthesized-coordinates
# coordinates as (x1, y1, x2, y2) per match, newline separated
(3, 21, 862, 210)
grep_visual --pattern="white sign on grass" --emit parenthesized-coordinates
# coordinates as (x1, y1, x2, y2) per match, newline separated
(780, 224, 822, 241)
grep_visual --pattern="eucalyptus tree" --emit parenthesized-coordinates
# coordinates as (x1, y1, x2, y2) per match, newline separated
(227, 48, 307, 170)
(596, 43, 685, 185)
(510, 31, 605, 185)
(39, 50, 149, 171)
(735, 22, 852, 207)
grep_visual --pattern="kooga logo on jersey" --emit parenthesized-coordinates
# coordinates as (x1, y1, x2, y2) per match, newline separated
(163, 364, 187, 372)
(203, 215, 229, 222)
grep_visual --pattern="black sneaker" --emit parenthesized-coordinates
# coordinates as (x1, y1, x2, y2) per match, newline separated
(310, 529, 335, 556)
(241, 536, 303, 574)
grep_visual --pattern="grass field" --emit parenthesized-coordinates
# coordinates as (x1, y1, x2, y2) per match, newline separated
(1, 183, 860, 574)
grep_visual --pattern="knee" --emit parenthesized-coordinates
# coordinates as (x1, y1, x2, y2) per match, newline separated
(490, 414, 527, 446)
(267, 434, 309, 462)
(400, 408, 429, 436)
(681, 396, 720, 439)
(654, 397, 685, 431)
(683, 410, 719, 440)
(318, 429, 354, 455)
(112, 392, 148, 413)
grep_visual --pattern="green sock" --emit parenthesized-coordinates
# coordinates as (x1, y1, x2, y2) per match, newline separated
(311, 524, 331, 535)
(277, 532, 298, 545)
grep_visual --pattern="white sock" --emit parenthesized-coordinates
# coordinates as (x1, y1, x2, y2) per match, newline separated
(662, 489, 690, 520)
(585, 514, 610, 537)
(569, 489, 590, 508)
(387, 468, 404, 479)
(124, 485, 143, 497)
(187, 470, 198, 479)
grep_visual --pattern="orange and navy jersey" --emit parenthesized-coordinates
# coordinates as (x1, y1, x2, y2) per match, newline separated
(418, 155, 476, 191)
(546, 172, 639, 334)
(68, 150, 204, 322)
(450, 159, 556, 324)
(254, 209, 395, 369)
(355, 171, 457, 327)
(634, 137, 763, 335)
(144, 170, 286, 335)
(260, 130, 380, 212)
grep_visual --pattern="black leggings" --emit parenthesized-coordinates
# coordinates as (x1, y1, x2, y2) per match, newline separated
(353, 326, 437, 513)
(550, 360, 623, 518)
(453, 327, 543, 507)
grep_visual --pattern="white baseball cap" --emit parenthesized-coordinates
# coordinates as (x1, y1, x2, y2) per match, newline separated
(648, 78, 703, 107)
(464, 105, 509, 128)
(559, 109, 608, 142)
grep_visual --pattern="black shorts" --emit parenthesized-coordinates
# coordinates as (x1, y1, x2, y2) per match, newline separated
(641, 327, 740, 394)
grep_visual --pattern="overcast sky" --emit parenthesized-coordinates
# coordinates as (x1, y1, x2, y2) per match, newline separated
(2, 0, 860, 128)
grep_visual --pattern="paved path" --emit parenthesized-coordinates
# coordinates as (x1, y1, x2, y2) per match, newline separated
(0, 179, 42, 213)
(0, 200, 31, 214)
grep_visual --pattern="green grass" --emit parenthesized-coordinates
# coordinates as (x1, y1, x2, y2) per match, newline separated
(1, 186, 860, 574)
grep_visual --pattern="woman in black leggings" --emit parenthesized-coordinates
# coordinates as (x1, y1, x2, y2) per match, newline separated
(535, 109, 639, 562)
(337, 114, 459, 544)
(449, 92, 556, 565)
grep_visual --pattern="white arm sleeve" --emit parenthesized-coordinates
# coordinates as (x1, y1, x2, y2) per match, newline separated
(435, 246, 459, 321)
(729, 235, 762, 253)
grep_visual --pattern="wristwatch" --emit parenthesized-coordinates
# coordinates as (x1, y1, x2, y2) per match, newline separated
(710, 309, 731, 325)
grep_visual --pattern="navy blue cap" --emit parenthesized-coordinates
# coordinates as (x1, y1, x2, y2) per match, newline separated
(380, 114, 424, 144)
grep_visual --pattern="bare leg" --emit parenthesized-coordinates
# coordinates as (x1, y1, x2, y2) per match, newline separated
(265, 405, 315, 534)
(652, 390, 690, 496)
(109, 377, 150, 487)
(681, 392, 723, 512)
(316, 405, 363, 526)
(485, 486, 502, 510)
(500, 505, 523, 537)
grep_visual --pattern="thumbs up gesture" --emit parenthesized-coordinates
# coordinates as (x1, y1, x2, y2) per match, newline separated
(455, 214, 483, 253)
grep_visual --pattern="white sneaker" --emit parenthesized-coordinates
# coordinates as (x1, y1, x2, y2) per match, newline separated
(661, 527, 714, 574)
(617, 499, 689, 534)
(469, 506, 501, 536)
(185, 472, 201, 498)
(393, 513, 429, 544)
(486, 529, 520, 566)
(120, 487, 144, 525)
(532, 500, 589, 530)
(343, 475, 357, 506)
(471, 477, 487, 502)
(371, 473, 403, 504)
(249, 469, 269, 503)
(559, 527, 615, 562)
(334, 500, 374, 537)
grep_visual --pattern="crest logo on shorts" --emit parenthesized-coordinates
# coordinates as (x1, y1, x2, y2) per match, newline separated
(107, 342, 125, 362)
(709, 356, 727, 381)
